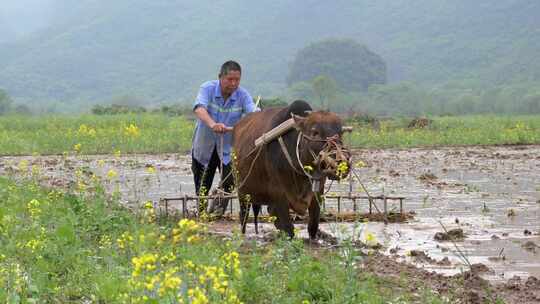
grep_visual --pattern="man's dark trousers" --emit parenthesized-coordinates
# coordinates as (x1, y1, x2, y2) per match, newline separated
(191, 146, 234, 215)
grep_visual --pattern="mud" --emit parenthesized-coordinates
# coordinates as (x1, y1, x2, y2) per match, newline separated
(1, 145, 540, 303)
(434, 228, 466, 241)
(324, 145, 540, 282)
(363, 253, 540, 303)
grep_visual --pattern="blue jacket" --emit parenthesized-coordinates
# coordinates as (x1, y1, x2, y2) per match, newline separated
(191, 80, 258, 166)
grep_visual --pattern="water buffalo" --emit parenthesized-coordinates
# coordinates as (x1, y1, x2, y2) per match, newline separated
(232, 100, 351, 239)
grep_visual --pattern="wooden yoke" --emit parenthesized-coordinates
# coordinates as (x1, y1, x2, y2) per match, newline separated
(254, 118, 296, 147)
(253, 119, 353, 148)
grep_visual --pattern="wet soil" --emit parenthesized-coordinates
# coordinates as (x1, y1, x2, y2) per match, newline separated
(209, 220, 540, 303)
(341, 145, 540, 283)
(363, 252, 540, 303)
(1, 145, 539, 303)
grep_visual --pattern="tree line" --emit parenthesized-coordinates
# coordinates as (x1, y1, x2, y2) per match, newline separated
(3, 37, 539, 117)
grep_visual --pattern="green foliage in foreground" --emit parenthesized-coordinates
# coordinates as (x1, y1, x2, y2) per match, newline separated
(0, 113, 539, 156)
(0, 177, 445, 303)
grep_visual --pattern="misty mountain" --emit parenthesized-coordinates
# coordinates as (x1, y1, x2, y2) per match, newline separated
(0, 18, 15, 44)
(0, 0, 55, 40)
(0, 0, 539, 104)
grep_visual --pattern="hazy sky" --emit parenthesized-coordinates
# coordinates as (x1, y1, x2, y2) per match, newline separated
(0, 0, 54, 38)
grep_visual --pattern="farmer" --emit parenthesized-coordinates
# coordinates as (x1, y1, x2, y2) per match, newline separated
(191, 60, 259, 217)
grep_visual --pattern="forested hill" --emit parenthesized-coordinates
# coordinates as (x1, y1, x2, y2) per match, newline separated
(0, 0, 539, 104)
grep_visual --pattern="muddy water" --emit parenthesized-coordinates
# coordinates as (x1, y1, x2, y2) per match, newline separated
(327, 145, 540, 282)
(1, 145, 539, 282)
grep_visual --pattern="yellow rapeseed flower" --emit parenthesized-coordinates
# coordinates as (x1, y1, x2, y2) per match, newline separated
(25, 238, 43, 252)
(160, 252, 176, 264)
(355, 160, 366, 168)
(78, 124, 88, 134)
(173, 219, 203, 243)
(187, 235, 200, 243)
(77, 181, 87, 192)
(87, 128, 96, 137)
(365, 232, 378, 246)
(221, 251, 241, 278)
(18, 160, 29, 172)
(131, 253, 158, 278)
(27, 199, 41, 218)
(107, 169, 118, 180)
(31, 165, 40, 176)
(188, 287, 209, 304)
(184, 260, 196, 270)
(124, 123, 141, 137)
(159, 269, 182, 296)
(336, 161, 349, 179)
(117, 231, 134, 250)
(226, 293, 242, 304)
(99, 235, 112, 248)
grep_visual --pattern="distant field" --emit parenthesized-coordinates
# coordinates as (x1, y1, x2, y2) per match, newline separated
(0, 114, 194, 156)
(348, 115, 540, 148)
(0, 114, 539, 156)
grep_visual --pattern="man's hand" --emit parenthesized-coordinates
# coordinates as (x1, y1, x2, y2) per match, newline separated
(194, 106, 233, 133)
(210, 122, 232, 133)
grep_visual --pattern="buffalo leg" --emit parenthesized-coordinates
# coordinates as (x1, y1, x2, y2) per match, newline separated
(240, 200, 249, 234)
(240, 204, 249, 234)
(273, 203, 294, 238)
(253, 204, 261, 234)
(308, 198, 321, 239)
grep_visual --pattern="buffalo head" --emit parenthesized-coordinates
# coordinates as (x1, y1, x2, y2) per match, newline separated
(293, 111, 351, 181)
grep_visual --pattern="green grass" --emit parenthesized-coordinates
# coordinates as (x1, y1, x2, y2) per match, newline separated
(347, 115, 540, 148)
(0, 176, 448, 303)
(0, 114, 539, 156)
(0, 114, 194, 156)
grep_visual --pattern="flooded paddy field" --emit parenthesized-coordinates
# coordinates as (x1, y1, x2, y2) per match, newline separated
(1, 145, 539, 285)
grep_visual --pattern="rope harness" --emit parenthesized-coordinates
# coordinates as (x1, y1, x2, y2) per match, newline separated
(278, 131, 350, 189)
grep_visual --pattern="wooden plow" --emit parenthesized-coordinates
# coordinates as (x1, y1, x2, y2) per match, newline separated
(158, 193, 407, 223)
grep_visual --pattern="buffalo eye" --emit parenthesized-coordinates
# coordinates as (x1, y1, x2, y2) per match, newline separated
(310, 128, 319, 137)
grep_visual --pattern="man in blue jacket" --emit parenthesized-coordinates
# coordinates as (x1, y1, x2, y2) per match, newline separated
(191, 60, 258, 217)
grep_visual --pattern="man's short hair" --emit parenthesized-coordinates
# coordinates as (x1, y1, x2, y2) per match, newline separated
(219, 60, 242, 77)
